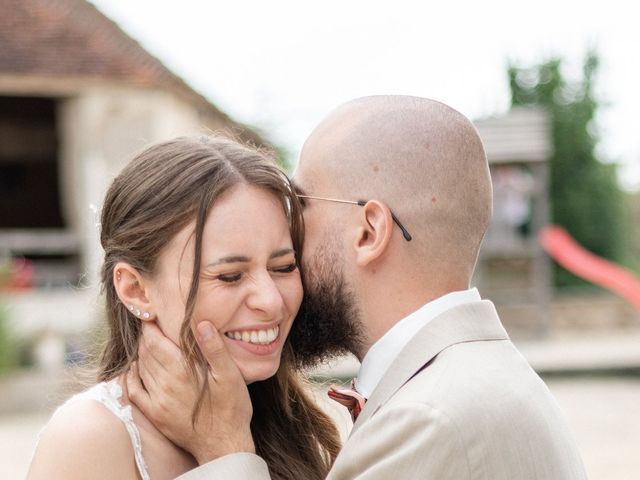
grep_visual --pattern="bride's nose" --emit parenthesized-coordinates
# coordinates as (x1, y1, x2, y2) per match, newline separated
(245, 272, 284, 317)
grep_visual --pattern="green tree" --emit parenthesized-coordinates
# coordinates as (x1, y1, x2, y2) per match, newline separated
(508, 51, 629, 287)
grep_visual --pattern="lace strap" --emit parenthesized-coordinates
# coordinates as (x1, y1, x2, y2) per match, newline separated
(64, 381, 151, 480)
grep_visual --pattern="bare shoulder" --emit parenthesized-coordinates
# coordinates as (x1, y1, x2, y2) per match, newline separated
(28, 397, 139, 479)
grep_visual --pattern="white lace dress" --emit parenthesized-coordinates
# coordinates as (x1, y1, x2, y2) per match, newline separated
(43, 380, 150, 479)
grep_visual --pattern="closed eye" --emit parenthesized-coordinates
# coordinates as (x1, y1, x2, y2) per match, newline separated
(271, 263, 298, 274)
(216, 272, 243, 283)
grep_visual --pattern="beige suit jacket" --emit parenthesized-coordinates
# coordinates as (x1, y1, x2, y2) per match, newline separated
(179, 300, 587, 479)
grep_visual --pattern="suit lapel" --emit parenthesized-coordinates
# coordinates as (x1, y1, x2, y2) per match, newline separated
(351, 300, 509, 434)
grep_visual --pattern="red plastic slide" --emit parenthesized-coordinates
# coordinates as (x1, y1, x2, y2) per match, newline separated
(539, 225, 640, 310)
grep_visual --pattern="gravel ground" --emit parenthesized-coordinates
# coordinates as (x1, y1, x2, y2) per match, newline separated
(2, 376, 639, 479)
(544, 376, 640, 480)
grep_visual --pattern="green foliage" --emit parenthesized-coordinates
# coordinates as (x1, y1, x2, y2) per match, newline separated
(0, 262, 21, 373)
(629, 192, 640, 273)
(508, 51, 630, 287)
(0, 302, 17, 374)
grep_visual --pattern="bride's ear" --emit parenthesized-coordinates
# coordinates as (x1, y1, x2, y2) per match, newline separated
(113, 262, 156, 321)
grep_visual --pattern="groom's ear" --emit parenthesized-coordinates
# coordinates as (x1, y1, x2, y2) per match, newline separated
(113, 262, 156, 321)
(353, 200, 394, 267)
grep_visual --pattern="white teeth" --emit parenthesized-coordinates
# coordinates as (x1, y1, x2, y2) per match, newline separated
(225, 326, 280, 345)
(266, 328, 276, 343)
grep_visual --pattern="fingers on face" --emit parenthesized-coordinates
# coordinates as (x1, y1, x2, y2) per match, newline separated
(140, 322, 182, 372)
(195, 321, 236, 375)
(138, 325, 202, 397)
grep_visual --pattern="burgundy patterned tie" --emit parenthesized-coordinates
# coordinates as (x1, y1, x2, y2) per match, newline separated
(327, 379, 366, 422)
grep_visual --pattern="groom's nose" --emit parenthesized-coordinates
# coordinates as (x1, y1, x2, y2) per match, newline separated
(245, 272, 284, 317)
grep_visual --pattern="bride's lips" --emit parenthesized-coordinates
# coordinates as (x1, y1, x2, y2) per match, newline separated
(223, 322, 283, 355)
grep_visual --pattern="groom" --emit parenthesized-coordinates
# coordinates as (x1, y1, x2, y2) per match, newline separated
(130, 96, 587, 478)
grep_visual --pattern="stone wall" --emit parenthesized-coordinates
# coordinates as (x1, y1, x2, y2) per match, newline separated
(499, 292, 640, 339)
(58, 85, 231, 287)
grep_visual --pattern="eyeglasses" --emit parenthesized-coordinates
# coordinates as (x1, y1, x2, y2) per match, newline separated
(297, 195, 412, 242)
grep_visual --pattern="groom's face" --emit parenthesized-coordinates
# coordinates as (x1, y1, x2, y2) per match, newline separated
(288, 169, 364, 367)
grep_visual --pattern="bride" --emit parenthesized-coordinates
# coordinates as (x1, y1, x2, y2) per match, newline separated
(27, 136, 340, 479)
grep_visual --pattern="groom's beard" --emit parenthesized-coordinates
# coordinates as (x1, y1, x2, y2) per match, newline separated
(288, 243, 364, 369)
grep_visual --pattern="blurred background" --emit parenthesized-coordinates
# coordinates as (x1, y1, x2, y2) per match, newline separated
(1, 0, 638, 478)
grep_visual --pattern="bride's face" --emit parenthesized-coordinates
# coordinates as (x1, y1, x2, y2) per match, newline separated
(146, 183, 303, 384)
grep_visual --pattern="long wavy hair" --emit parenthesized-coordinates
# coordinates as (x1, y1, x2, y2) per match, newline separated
(98, 135, 340, 479)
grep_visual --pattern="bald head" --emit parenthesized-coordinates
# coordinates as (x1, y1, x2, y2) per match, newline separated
(299, 95, 492, 281)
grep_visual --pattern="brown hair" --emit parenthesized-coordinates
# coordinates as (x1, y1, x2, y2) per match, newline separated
(98, 136, 340, 479)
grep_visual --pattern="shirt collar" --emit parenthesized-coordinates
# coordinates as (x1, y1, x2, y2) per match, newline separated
(355, 288, 481, 398)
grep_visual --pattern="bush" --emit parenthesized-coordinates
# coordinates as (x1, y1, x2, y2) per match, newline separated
(0, 302, 17, 374)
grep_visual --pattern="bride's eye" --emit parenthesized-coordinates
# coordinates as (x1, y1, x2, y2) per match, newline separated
(272, 263, 298, 274)
(217, 273, 243, 283)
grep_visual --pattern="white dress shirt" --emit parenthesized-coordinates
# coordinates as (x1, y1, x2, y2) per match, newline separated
(354, 288, 481, 398)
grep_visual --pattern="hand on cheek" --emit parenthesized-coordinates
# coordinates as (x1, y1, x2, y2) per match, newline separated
(127, 321, 255, 464)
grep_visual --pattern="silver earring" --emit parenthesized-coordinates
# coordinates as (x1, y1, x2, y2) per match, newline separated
(128, 305, 134, 312)
(142, 312, 150, 320)
(116, 270, 122, 280)
(135, 309, 141, 316)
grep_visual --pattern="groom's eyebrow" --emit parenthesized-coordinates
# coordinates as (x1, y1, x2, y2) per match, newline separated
(292, 181, 306, 196)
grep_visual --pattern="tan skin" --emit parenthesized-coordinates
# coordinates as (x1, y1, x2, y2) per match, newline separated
(28, 184, 302, 478)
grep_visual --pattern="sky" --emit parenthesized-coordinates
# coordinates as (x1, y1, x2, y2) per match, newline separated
(91, 0, 639, 191)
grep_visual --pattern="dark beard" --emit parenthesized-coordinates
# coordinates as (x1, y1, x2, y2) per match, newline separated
(288, 252, 364, 369)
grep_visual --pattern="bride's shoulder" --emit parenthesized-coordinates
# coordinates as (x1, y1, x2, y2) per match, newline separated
(28, 391, 137, 479)
(42, 392, 130, 444)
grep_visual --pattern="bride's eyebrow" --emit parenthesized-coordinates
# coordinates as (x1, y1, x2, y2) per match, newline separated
(206, 248, 294, 267)
(207, 255, 250, 267)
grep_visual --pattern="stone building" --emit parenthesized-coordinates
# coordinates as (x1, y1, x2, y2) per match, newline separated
(0, 0, 267, 339)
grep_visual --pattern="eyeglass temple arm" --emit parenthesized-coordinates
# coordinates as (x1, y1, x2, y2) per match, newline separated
(356, 200, 412, 241)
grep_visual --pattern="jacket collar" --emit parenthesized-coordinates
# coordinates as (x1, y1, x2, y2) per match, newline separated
(351, 300, 509, 434)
